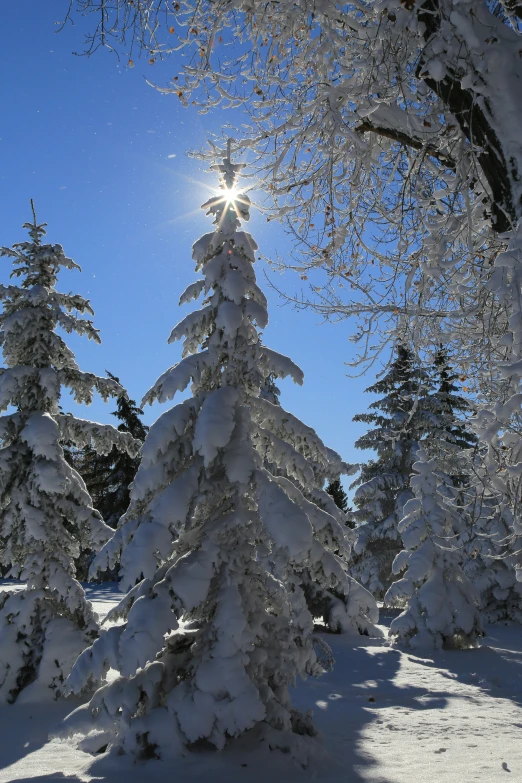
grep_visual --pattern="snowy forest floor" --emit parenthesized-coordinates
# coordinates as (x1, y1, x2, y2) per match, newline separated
(0, 583, 521, 783)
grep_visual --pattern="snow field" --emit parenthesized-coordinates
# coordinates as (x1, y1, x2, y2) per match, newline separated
(1, 588, 520, 783)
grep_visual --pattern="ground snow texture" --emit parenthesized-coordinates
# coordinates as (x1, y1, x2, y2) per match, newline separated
(0, 583, 520, 783)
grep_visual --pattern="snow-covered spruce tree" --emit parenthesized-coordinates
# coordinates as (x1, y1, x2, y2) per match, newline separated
(259, 372, 351, 539)
(61, 153, 378, 759)
(385, 449, 482, 650)
(70, 4, 522, 572)
(74, 372, 148, 529)
(255, 380, 360, 630)
(0, 207, 139, 703)
(462, 469, 522, 625)
(66, 374, 147, 579)
(425, 349, 477, 483)
(257, 371, 358, 624)
(349, 345, 435, 599)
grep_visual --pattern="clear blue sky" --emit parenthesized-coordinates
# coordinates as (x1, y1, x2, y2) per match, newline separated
(0, 3, 381, 486)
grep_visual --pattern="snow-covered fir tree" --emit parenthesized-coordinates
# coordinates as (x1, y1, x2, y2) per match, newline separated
(258, 373, 357, 622)
(462, 472, 522, 625)
(385, 449, 482, 650)
(349, 345, 435, 599)
(61, 151, 378, 759)
(73, 373, 148, 529)
(70, 3, 522, 589)
(0, 207, 139, 703)
(426, 349, 477, 483)
(65, 374, 148, 579)
(258, 372, 350, 535)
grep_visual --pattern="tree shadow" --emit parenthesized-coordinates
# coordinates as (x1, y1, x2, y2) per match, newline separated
(82, 581, 120, 602)
(290, 632, 454, 782)
(2, 637, 444, 783)
(82, 582, 122, 621)
(0, 698, 83, 774)
(409, 623, 522, 709)
(2, 609, 486, 783)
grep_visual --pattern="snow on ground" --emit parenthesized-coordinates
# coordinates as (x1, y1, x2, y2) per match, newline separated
(0, 585, 521, 783)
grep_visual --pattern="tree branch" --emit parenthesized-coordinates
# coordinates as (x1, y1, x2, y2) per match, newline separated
(356, 120, 457, 170)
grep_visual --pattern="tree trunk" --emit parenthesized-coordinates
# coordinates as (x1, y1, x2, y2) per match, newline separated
(417, 0, 522, 232)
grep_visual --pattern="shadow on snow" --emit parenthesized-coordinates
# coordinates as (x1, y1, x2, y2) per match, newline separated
(3, 586, 509, 783)
(409, 622, 522, 709)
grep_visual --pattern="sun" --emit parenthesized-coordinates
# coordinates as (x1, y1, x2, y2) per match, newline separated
(223, 186, 239, 204)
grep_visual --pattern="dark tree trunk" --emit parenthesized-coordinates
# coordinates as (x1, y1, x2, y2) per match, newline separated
(418, 0, 521, 233)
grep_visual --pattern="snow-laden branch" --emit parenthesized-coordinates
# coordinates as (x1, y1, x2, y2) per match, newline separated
(56, 414, 141, 457)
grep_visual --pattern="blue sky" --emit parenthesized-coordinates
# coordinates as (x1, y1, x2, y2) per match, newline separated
(0, 3, 381, 486)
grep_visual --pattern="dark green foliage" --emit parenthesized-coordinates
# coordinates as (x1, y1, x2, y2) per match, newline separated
(349, 345, 437, 599)
(76, 372, 147, 528)
(429, 348, 477, 482)
(326, 478, 350, 515)
(349, 344, 476, 600)
(351, 345, 434, 525)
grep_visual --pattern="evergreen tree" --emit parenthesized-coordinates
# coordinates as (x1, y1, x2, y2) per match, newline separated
(326, 478, 349, 515)
(259, 374, 348, 536)
(462, 470, 522, 624)
(62, 152, 378, 759)
(66, 376, 148, 580)
(76, 373, 148, 528)
(425, 349, 477, 482)
(385, 450, 482, 650)
(0, 206, 139, 703)
(259, 374, 358, 621)
(349, 345, 435, 599)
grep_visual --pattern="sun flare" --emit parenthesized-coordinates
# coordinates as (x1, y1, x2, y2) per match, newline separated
(223, 186, 239, 204)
